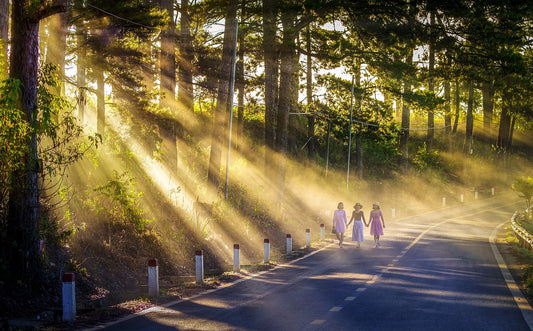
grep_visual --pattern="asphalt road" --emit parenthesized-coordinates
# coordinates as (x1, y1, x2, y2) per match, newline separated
(92, 192, 533, 330)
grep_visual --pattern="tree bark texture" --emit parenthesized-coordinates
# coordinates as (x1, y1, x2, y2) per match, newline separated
(160, 0, 177, 174)
(5, 0, 66, 292)
(207, 1, 237, 189)
(498, 90, 512, 152)
(426, 10, 435, 146)
(77, 30, 87, 123)
(482, 80, 494, 137)
(274, 8, 298, 200)
(263, 0, 278, 174)
(96, 67, 105, 135)
(463, 80, 474, 155)
(305, 26, 316, 164)
(178, 0, 194, 135)
(236, 6, 245, 142)
(453, 79, 460, 134)
(400, 51, 413, 173)
(0, 0, 9, 77)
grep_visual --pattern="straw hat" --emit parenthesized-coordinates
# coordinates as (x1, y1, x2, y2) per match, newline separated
(373, 201, 380, 207)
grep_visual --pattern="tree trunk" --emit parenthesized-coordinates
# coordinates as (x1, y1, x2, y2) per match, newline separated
(287, 31, 299, 154)
(96, 67, 105, 136)
(482, 80, 494, 140)
(160, 0, 177, 174)
(463, 80, 474, 155)
(45, 11, 67, 89)
(444, 78, 452, 150)
(6, 0, 66, 292)
(77, 30, 87, 123)
(305, 26, 316, 165)
(178, 0, 193, 140)
(274, 9, 296, 199)
(263, 0, 278, 174)
(236, 3, 245, 142)
(497, 90, 512, 152)
(452, 79, 460, 134)
(354, 65, 363, 180)
(508, 115, 515, 152)
(400, 52, 413, 173)
(207, 1, 237, 189)
(426, 10, 435, 147)
(0, 0, 9, 78)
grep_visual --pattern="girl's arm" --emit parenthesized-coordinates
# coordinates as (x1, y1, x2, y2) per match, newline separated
(380, 210, 385, 228)
(348, 211, 354, 225)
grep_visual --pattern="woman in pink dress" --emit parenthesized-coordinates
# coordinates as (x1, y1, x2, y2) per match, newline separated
(332, 202, 348, 248)
(369, 202, 385, 248)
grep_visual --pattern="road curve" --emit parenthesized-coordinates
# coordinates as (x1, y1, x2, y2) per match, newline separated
(90, 192, 533, 331)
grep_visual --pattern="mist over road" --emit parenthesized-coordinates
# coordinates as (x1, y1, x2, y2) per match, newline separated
(94, 192, 532, 330)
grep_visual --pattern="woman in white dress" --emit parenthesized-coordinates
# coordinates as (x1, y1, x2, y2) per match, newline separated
(348, 203, 366, 248)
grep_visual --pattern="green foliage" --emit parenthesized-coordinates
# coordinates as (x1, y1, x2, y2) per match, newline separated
(91, 171, 152, 233)
(362, 137, 400, 178)
(413, 142, 442, 172)
(512, 176, 533, 218)
(0, 79, 28, 219)
(0, 39, 7, 80)
(37, 64, 98, 178)
(35, 64, 101, 247)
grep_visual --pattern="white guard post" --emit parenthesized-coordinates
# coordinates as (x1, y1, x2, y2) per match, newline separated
(195, 250, 204, 283)
(306, 229, 311, 247)
(148, 258, 159, 297)
(233, 244, 240, 272)
(264, 239, 270, 263)
(286, 234, 292, 255)
(320, 224, 325, 241)
(62, 273, 76, 322)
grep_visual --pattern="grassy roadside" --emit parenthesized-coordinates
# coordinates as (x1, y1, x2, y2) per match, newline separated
(503, 220, 533, 302)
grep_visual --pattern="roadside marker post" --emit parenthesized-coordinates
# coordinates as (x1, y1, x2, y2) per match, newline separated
(461, 194, 464, 203)
(195, 250, 204, 283)
(264, 239, 270, 263)
(391, 208, 396, 219)
(286, 234, 292, 255)
(148, 258, 159, 297)
(442, 197, 446, 207)
(320, 224, 325, 241)
(62, 273, 76, 322)
(475, 191, 479, 200)
(233, 244, 240, 272)
(306, 229, 311, 247)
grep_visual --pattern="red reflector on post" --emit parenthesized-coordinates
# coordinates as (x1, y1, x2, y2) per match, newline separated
(62, 273, 75, 282)
(148, 258, 158, 267)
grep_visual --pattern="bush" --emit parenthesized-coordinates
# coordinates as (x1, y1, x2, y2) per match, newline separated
(413, 142, 442, 172)
(512, 176, 533, 220)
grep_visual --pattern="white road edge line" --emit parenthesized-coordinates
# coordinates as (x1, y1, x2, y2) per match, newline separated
(490, 221, 533, 330)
